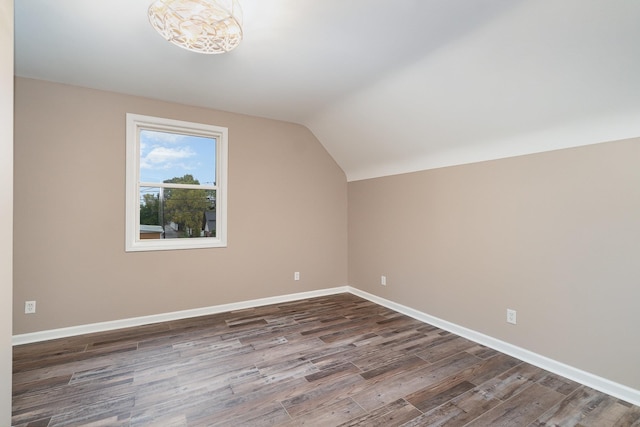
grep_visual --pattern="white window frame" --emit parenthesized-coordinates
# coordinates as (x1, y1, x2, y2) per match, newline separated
(125, 113, 228, 251)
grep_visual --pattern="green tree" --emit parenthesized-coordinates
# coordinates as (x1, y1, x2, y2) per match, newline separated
(164, 174, 209, 237)
(140, 193, 160, 225)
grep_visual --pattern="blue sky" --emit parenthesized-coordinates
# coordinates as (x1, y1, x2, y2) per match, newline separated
(139, 130, 216, 185)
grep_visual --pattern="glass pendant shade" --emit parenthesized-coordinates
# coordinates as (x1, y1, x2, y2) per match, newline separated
(148, 0, 243, 54)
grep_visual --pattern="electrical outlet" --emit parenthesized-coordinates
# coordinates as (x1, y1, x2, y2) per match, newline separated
(381, 275, 387, 286)
(506, 308, 516, 325)
(25, 300, 36, 314)
(294, 271, 300, 281)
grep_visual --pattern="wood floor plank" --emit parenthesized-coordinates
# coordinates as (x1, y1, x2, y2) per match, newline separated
(282, 398, 366, 426)
(12, 374, 73, 397)
(473, 362, 547, 401)
(414, 334, 477, 363)
(336, 398, 421, 427)
(404, 387, 503, 427)
(531, 386, 640, 427)
(12, 293, 640, 426)
(405, 379, 476, 413)
(611, 405, 640, 426)
(359, 354, 429, 381)
(464, 383, 564, 426)
(537, 371, 582, 396)
(280, 372, 368, 418)
(351, 351, 482, 411)
(304, 361, 361, 382)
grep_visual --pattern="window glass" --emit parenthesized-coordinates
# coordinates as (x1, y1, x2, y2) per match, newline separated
(139, 130, 216, 184)
(126, 114, 227, 251)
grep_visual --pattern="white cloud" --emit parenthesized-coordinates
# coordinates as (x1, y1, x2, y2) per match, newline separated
(140, 146, 195, 170)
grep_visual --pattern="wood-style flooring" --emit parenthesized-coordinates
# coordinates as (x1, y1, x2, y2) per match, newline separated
(12, 293, 640, 426)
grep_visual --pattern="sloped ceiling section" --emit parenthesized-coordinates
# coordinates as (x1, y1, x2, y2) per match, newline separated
(14, 0, 640, 181)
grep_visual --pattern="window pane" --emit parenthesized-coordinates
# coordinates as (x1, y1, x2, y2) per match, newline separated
(139, 130, 216, 185)
(140, 187, 162, 226)
(126, 113, 227, 251)
(139, 186, 216, 240)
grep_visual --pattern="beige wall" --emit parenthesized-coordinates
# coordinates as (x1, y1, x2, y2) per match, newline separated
(13, 77, 347, 334)
(1, 0, 13, 422)
(349, 138, 640, 391)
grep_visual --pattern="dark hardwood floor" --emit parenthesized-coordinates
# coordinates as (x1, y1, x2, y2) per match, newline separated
(12, 293, 640, 426)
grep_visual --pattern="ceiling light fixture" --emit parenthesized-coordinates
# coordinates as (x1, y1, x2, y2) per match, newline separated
(148, 0, 243, 54)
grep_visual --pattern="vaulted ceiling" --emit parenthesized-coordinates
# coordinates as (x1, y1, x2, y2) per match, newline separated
(14, 0, 640, 181)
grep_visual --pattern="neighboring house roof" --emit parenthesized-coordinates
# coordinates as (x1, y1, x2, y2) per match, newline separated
(202, 211, 216, 233)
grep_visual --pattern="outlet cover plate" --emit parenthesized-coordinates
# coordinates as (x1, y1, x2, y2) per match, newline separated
(25, 301, 36, 314)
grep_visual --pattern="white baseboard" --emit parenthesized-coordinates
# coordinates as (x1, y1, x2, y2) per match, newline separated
(12, 284, 639, 406)
(11, 286, 349, 346)
(348, 286, 640, 407)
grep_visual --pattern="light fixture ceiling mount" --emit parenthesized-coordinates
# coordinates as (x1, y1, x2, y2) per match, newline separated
(148, 0, 243, 54)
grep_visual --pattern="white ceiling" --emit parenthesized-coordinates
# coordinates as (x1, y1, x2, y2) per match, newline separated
(14, 0, 640, 181)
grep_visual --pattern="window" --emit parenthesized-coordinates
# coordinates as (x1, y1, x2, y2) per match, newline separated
(126, 114, 227, 251)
